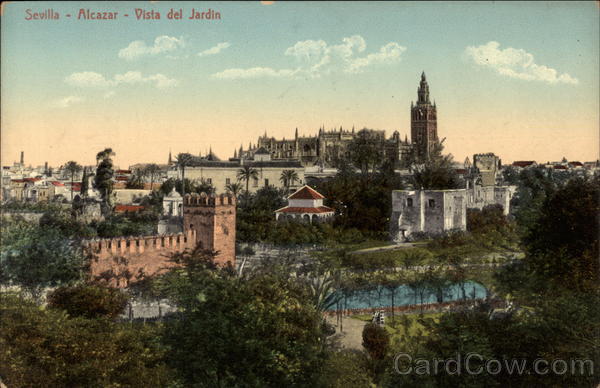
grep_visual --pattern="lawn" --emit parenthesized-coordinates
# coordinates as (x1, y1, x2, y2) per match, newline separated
(350, 312, 444, 339)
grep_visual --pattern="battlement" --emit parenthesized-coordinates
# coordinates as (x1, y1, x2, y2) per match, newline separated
(183, 192, 236, 207)
(82, 229, 197, 258)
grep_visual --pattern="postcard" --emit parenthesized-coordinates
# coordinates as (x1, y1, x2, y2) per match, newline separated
(1, 1, 598, 386)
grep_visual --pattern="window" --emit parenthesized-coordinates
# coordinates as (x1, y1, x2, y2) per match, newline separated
(253, 178, 258, 187)
(206, 178, 212, 184)
(429, 199, 435, 208)
(264, 179, 269, 187)
(225, 178, 231, 185)
(406, 198, 413, 207)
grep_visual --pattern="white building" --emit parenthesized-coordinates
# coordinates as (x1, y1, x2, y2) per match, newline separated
(390, 182, 517, 241)
(162, 187, 183, 217)
(275, 185, 334, 223)
(168, 153, 305, 194)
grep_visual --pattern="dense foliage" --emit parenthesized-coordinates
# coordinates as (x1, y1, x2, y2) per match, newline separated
(0, 217, 87, 298)
(0, 294, 170, 387)
(382, 174, 600, 387)
(47, 283, 129, 319)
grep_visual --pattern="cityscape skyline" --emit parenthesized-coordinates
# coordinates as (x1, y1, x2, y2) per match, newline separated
(1, 1, 598, 167)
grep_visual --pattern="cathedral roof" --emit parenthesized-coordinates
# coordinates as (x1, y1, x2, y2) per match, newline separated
(254, 146, 270, 155)
(288, 185, 325, 200)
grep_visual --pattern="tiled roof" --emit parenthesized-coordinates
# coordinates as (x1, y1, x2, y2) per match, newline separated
(512, 161, 536, 167)
(288, 185, 325, 200)
(275, 206, 334, 214)
(50, 181, 65, 186)
(116, 169, 131, 174)
(114, 205, 145, 213)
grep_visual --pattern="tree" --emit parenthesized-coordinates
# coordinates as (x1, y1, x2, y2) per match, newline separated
(64, 160, 82, 201)
(0, 218, 87, 299)
(318, 350, 373, 388)
(362, 322, 390, 360)
(280, 169, 299, 193)
(225, 181, 243, 196)
(94, 148, 115, 213)
(80, 167, 89, 197)
(237, 165, 259, 195)
(126, 168, 145, 189)
(410, 140, 460, 190)
(347, 129, 386, 176)
(175, 153, 194, 227)
(158, 248, 327, 386)
(520, 176, 599, 293)
(196, 177, 215, 194)
(0, 294, 170, 387)
(144, 163, 161, 190)
(47, 283, 129, 319)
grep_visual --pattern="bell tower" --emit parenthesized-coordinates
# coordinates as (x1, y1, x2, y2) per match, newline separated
(411, 72, 438, 161)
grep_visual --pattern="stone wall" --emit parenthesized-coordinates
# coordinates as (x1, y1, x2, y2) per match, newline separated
(84, 230, 196, 287)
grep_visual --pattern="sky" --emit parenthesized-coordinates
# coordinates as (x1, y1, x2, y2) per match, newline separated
(1, 1, 598, 168)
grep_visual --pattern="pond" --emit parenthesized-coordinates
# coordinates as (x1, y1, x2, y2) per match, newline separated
(326, 281, 487, 311)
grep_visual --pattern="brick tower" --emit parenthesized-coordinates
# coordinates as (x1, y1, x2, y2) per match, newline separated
(411, 72, 438, 161)
(183, 192, 236, 266)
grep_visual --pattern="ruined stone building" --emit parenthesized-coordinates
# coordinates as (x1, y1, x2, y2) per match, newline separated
(84, 193, 236, 287)
(390, 189, 467, 240)
(390, 182, 516, 241)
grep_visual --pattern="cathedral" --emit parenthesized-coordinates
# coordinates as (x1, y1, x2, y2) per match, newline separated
(238, 73, 438, 167)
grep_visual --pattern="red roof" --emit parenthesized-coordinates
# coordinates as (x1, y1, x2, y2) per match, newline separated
(50, 181, 64, 186)
(275, 206, 334, 214)
(24, 177, 42, 182)
(512, 161, 536, 167)
(288, 185, 325, 200)
(553, 165, 568, 170)
(115, 176, 129, 181)
(114, 205, 145, 213)
(569, 161, 583, 167)
(116, 169, 131, 174)
(455, 169, 467, 174)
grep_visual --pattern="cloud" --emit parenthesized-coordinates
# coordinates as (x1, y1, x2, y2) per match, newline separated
(198, 42, 231, 57)
(213, 67, 297, 79)
(65, 71, 177, 89)
(118, 35, 185, 61)
(54, 96, 84, 108)
(465, 41, 578, 85)
(212, 35, 406, 80)
(65, 71, 112, 88)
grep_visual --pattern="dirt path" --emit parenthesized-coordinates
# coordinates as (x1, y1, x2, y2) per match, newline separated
(325, 315, 368, 351)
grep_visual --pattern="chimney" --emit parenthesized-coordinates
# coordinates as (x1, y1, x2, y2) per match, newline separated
(20, 151, 24, 165)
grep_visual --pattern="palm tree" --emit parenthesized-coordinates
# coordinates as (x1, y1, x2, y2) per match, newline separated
(225, 182, 243, 197)
(237, 166, 259, 195)
(279, 169, 299, 194)
(64, 161, 82, 201)
(175, 153, 194, 226)
(143, 163, 161, 190)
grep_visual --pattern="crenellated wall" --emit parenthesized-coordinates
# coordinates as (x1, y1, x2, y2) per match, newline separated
(83, 193, 237, 287)
(83, 230, 197, 287)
